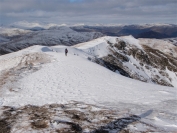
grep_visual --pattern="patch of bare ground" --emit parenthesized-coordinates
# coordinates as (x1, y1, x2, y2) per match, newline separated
(142, 45, 177, 72)
(0, 102, 165, 133)
(0, 119, 11, 133)
(0, 71, 12, 91)
(0, 52, 51, 95)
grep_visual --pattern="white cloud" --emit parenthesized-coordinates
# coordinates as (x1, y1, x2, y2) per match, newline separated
(0, 0, 176, 24)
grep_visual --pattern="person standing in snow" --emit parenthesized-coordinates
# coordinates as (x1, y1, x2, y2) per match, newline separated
(65, 48, 68, 56)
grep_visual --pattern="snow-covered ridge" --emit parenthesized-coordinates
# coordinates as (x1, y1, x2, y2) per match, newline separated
(1, 34, 176, 87)
(74, 36, 177, 88)
(0, 44, 176, 132)
(0, 45, 51, 71)
(8, 21, 175, 28)
(2, 44, 175, 106)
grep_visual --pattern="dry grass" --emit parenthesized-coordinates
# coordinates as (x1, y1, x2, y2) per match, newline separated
(143, 45, 177, 71)
(0, 102, 161, 133)
(0, 52, 51, 95)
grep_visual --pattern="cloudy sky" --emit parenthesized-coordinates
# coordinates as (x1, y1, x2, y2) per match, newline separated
(0, 0, 176, 25)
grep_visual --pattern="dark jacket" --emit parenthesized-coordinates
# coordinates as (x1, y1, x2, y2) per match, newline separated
(65, 49, 68, 53)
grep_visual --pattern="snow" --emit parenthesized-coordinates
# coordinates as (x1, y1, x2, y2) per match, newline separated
(1, 45, 176, 107)
(121, 35, 143, 49)
(0, 42, 177, 131)
(73, 36, 177, 88)
(123, 55, 150, 81)
(0, 45, 48, 71)
(74, 36, 177, 88)
(74, 36, 114, 58)
(74, 36, 143, 58)
(166, 67, 177, 88)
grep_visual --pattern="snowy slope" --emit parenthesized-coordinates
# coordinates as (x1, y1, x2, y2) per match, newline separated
(74, 36, 177, 88)
(1, 45, 176, 106)
(0, 26, 103, 55)
(0, 45, 177, 132)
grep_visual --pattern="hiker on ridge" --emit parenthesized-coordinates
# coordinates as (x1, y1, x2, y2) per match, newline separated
(65, 48, 68, 56)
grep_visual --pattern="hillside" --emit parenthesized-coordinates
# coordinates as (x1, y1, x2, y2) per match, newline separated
(74, 36, 177, 88)
(163, 37, 177, 46)
(0, 26, 103, 55)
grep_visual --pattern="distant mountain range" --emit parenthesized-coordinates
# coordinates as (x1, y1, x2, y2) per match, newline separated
(0, 26, 103, 55)
(71, 24, 177, 39)
(0, 23, 176, 56)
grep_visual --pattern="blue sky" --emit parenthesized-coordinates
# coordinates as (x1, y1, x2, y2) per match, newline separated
(0, 0, 176, 25)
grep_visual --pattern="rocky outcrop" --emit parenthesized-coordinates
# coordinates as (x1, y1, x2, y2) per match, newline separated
(92, 37, 177, 87)
(0, 102, 164, 133)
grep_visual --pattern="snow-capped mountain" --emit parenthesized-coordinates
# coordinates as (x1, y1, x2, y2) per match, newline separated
(74, 36, 177, 87)
(0, 43, 176, 132)
(9, 21, 63, 30)
(72, 24, 177, 39)
(5, 21, 177, 39)
(0, 26, 103, 55)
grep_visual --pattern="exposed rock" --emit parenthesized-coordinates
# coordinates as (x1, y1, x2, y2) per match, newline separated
(0, 102, 164, 133)
(93, 37, 177, 87)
